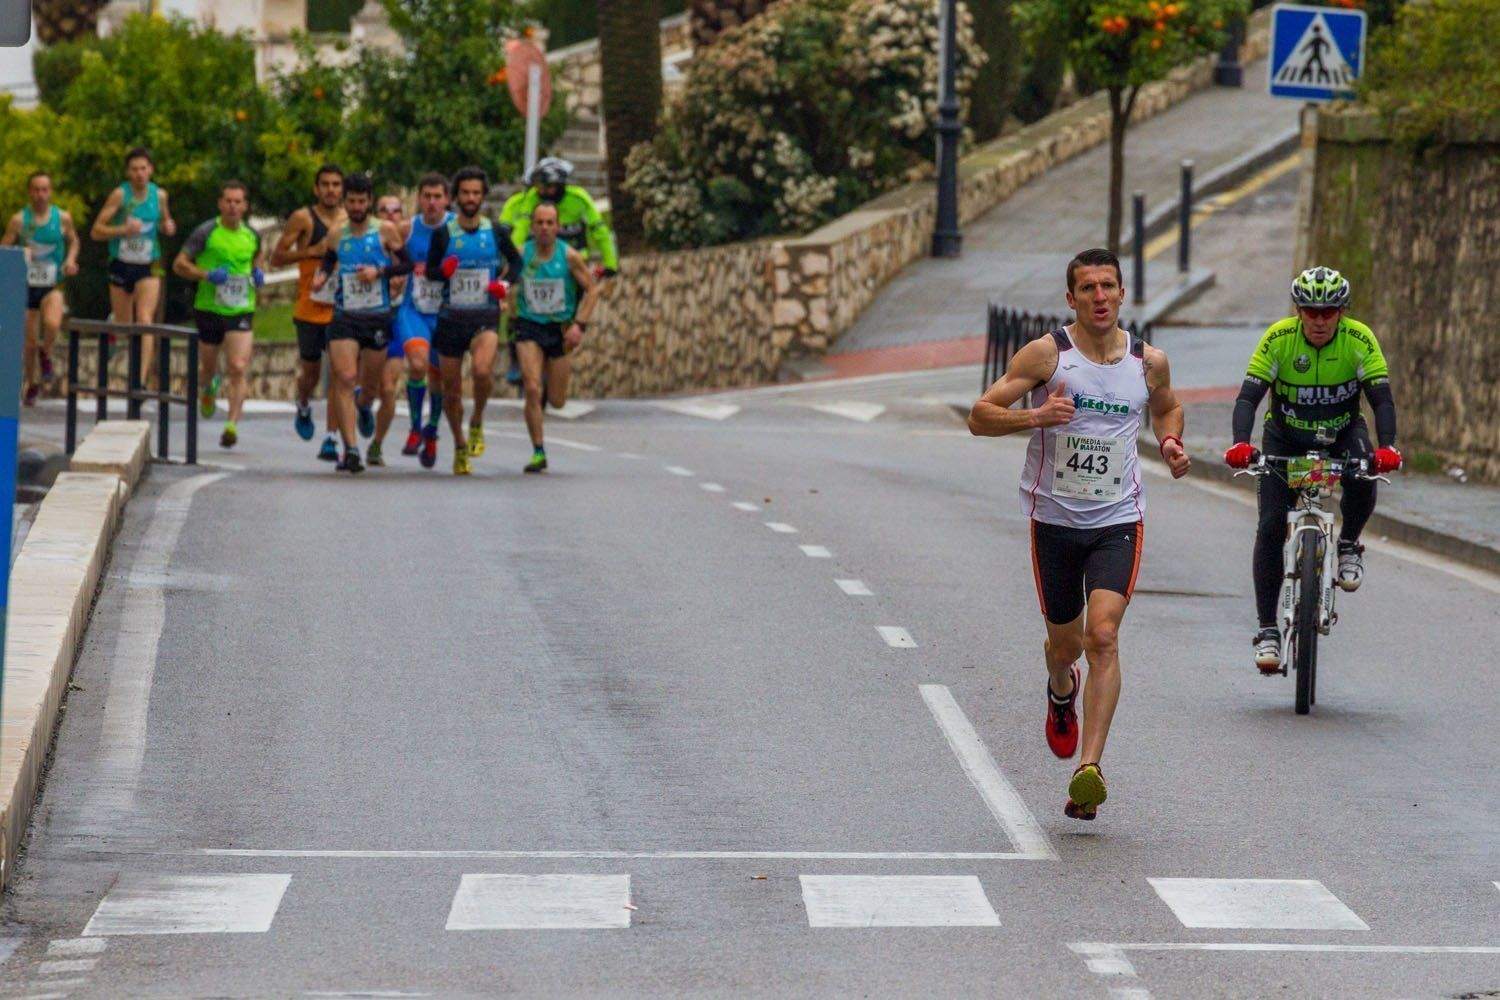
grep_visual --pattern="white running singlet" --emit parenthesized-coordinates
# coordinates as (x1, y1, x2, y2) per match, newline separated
(1019, 327, 1148, 529)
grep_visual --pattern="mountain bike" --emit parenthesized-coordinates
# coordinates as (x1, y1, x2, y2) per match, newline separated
(1236, 452, 1391, 715)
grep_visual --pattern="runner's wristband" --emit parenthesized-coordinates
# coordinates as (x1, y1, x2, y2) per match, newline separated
(1158, 435, 1183, 457)
(575, 322, 588, 331)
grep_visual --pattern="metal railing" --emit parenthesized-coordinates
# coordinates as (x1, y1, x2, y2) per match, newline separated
(64, 319, 200, 464)
(982, 304, 1154, 394)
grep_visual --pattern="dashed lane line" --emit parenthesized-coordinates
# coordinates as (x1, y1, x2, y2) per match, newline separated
(699, 482, 726, 493)
(197, 849, 1035, 860)
(800, 545, 832, 558)
(876, 626, 916, 648)
(835, 579, 873, 597)
(732, 501, 760, 512)
(665, 465, 694, 477)
(765, 522, 799, 534)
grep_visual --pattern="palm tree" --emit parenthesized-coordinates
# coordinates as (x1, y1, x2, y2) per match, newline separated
(32, 0, 110, 45)
(597, 0, 662, 250)
(688, 0, 778, 48)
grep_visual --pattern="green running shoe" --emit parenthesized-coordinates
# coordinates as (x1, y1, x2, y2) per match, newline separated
(523, 448, 547, 474)
(367, 440, 385, 466)
(199, 374, 221, 418)
(1065, 763, 1107, 821)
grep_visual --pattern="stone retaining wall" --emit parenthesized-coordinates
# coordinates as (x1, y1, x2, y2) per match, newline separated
(1303, 109, 1500, 483)
(771, 9, 1271, 355)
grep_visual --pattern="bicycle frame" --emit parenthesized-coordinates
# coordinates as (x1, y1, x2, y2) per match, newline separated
(1277, 493, 1338, 671)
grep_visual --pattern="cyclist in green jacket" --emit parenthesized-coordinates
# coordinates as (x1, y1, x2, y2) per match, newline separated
(1223, 267, 1403, 673)
(499, 158, 617, 385)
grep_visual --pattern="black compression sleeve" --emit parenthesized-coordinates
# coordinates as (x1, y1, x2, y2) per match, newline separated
(1364, 380, 1397, 447)
(496, 223, 524, 279)
(383, 245, 414, 278)
(1232, 377, 1270, 444)
(426, 226, 449, 279)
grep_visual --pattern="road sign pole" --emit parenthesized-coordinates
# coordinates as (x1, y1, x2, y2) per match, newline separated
(0, 250, 29, 765)
(523, 63, 543, 180)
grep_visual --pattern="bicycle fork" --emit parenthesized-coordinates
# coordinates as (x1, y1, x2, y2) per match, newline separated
(1277, 508, 1339, 668)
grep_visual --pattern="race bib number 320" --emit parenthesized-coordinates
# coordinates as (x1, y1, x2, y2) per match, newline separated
(1053, 434, 1126, 501)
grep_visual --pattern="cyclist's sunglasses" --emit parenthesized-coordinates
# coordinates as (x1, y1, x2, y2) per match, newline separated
(1298, 306, 1340, 319)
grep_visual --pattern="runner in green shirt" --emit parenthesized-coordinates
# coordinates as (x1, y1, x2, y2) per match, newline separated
(172, 180, 265, 449)
(1, 171, 79, 405)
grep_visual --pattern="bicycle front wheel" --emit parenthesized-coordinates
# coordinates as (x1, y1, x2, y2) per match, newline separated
(1293, 533, 1320, 715)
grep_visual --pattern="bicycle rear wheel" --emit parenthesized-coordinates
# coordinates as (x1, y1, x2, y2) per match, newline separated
(1293, 533, 1320, 715)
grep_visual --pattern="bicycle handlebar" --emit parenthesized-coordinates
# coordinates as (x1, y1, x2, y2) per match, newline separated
(1232, 452, 1391, 486)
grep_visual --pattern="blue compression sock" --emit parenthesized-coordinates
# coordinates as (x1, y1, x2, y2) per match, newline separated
(427, 388, 443, 429)
(406, 378, 426, 431)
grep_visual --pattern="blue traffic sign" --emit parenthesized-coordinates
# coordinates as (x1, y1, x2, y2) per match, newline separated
(1268, 3, 1366, 102)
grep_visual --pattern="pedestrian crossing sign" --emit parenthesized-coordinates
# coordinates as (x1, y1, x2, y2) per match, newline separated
(1268, 3, 1366, 102)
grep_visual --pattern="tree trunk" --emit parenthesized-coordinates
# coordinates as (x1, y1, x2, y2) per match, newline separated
(967, 0, 1018, 143)
(690, 0, 778, 49)
(597, 0, 663, 252)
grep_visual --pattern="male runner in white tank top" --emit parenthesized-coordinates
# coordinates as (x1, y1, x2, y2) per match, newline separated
(968, 248, 1191, 820)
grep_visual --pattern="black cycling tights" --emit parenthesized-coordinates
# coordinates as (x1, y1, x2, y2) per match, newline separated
(1253, 422, 1377, 627)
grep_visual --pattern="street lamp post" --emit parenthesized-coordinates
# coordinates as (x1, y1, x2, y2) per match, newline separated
(930, 0, 962, 258)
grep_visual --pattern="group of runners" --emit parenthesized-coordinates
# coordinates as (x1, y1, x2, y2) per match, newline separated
(5, 150, 613, 475)
(971, 249, 1401, 821)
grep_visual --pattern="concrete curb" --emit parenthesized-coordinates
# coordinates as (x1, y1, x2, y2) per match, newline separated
(1127, 128, 1302, 246)
(0, 423, 151, 894)
(68, 420, 151, 506)
(1146, 441, 1500, 578)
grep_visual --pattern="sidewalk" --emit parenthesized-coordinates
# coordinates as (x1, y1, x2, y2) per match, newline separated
(829, 59, 1299, 359)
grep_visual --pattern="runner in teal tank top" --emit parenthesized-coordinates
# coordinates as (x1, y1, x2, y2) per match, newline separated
(510, 202, 601, 474)
(2, 171, 79, 404)
(90, 147, 177, 386)
(172, 180, 266, 450)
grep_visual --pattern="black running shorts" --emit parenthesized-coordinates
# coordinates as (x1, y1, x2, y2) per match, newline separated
(1029, 519, 1143, 625)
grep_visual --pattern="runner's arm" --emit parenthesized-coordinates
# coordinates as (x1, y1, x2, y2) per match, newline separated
(379, 221, 414, 277)
(60, 211, 81, 271)
(425, 225, 449, 281)
(157, 189, 176, 238)
(1144, 344, 1190, 477)
(0, 213, 19, 247)
(171, 219, 215, 282)
(90, 188, 127, 241)
(967, 337, 1061, 437)
(496, 223, 524, 280)
(567, 246, 600, 325)
(269, 211, 310, 267)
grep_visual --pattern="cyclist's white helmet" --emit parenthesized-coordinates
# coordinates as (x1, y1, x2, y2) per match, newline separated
(528, 157, 574, 187)
(1291, 266, 1351, 309)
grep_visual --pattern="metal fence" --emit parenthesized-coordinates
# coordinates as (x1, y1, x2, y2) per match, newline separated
(982, 304, 1154, 394)
(65, 319, 200, 464)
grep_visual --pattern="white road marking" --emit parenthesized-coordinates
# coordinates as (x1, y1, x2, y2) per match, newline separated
(37, 959, 96, 975)
(303, 993, 433, 998)
(655, 399, 741, 421)
(1109, 989, 1154, 1000)
(491, 398, 596, 420)
(1074, 941, 1500, 956)
(765, 522, 799, 534)
(799, 875, 999, 928)
(82, 473, 228, 829)
(920, 685, 1058, 860)
(1069, 942, 1139, 977)
(14, 993, 70, 999)
(0, 937, 18, 964)
(46, 938, 106, 956)
(699, 482, 726, 493)
(1148, 878, 1368, 930)
(877, 626, 915, 647)
(835, 579, 873, 597)
(804, 401, 886, 423)
(618, 452, 643, 459)
(446, 874, 631, 930)
(712, 364, 971, 400)
(216, 399, 297, 415)
(83, 873, 291, 936)
(664, 465, 694, 476)
(198, 848, 1036, 861)
(800, 545, 832, 558)
(492, 430, 601, 452)
(732, 501, 760, 512)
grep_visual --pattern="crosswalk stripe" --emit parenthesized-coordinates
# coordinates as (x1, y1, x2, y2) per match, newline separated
(655, 400, 741, 421)
(877, 626, 915, 647)
(835, 579, 873, 596)
(799, 545, 832, 558)
(804, 401, 886, 423)
(1148, 878, 1368, 931)
(446, 874, 632, 930)
(83, 873, 292, 936)
(800, 875, 1000, 928)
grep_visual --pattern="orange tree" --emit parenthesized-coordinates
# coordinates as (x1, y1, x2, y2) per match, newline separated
(1016, 0, 1245, 253)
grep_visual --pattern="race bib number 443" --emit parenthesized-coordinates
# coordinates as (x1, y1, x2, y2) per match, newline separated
(1053, 434, 1126, 501)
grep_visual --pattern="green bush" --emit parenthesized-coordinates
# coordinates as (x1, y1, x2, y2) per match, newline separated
(1359, 0, 1500, 144)
(0, 97, 86, 225)
(624, 0, 983, 249)
(31, 38, 90, 111)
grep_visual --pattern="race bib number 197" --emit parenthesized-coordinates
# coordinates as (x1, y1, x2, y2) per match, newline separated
(1053, 434, 1126, 501)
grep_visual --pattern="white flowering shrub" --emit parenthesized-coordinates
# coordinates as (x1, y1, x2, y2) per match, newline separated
(624, 0, 982, 249)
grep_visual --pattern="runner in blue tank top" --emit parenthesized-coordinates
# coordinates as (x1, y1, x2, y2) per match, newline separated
(90, 147, 177, 386)
(311, 173, 414, 474)
(2, 171, 79, 405)
(394, 174, 454, 468)
(510, 202, 601, 474)
(423, 166, 522, 476)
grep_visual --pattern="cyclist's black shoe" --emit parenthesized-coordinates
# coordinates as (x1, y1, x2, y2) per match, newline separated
(1337, 541, 1364, 592)
(1254, 625, 1281, 675)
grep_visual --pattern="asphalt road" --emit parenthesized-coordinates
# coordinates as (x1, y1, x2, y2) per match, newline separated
(2, 371, 1498, 999)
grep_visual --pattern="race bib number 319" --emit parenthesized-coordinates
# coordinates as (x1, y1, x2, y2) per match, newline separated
(1053, 434, 1126, 501)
